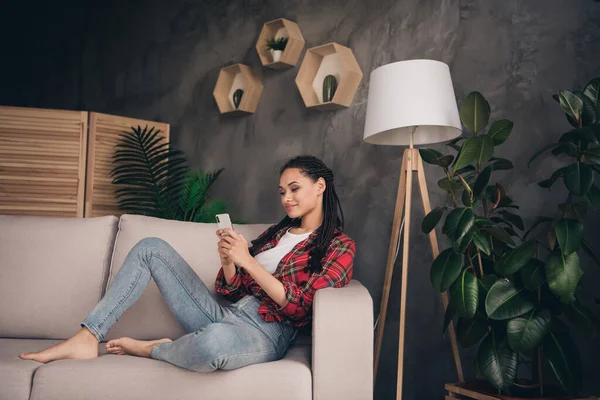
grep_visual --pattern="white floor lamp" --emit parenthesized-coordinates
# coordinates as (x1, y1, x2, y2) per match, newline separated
(363, 59, 466, 399)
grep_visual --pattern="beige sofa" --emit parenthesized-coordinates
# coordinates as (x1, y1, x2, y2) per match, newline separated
(0, 214, 373, 400)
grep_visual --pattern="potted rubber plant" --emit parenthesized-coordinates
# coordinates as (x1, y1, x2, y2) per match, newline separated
(419, 90, 599, 399)
(266, 37, 288, 62)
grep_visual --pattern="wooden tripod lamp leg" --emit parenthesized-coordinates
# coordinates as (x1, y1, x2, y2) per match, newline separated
(373, 153, 409, 383)
(395, 148, 416, 400)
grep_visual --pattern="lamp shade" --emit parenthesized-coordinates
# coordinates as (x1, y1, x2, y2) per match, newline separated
(363, 59, 462, 146)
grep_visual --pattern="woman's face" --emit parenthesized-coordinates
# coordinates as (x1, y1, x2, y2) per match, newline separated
(279, 168, 325, 218)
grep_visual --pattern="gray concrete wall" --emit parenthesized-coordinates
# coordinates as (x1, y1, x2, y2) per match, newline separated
(2, 0, 600, 398)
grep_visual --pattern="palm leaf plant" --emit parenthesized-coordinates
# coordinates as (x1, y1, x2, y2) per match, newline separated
(420, 89, 599, 398)
(110, 125, 240, 222)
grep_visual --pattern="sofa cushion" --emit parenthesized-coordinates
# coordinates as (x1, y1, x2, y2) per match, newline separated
(104, 214, 273, 341)
(0, 338, 109, 400)
(0, 215, 118, 339)
(29, 344, 312, 400)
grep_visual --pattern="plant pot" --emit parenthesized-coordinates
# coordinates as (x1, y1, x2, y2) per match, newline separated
(447, 380, 590, 400)
(270, 49, 283, 62)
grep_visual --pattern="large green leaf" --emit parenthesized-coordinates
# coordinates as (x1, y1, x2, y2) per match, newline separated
(558, 201, 588, 220)
(457, 317, 488, 348)
(477, 331, 518, 392)
(499, 210, 524, 231)
(560, 126, 597, 145)
(491, 158, 514, 171)
(477, 135, 495, 166)
(460, 91, 491, 134)
(474, 166, 492, 198)
(455, 228, 476, 254)
(583, 78, 600, 114)
(583, 147, 600, 165)
(422, 207, 446, 234)
(585, 184, 600, 209)
(507, 308, 551, 352)
(438, 177, 460, 194)
(430, 248, 463, 292)
(443, 302, 456, 334)
(538, 167, 568, 189)
(433, 155, 455, 168)
(551, 142, 578, 157)
(450, 270, 479, 320)
(544, 331, 583, 393)
(563, 163, 593, 196)
(485, 279, 535, 320)
(488, 119, 513, 146)
(453, 137, 480, 171)
(558, 90, 583, 125)
(545, 250, 583, 304)
(563, 299, 600, 339)
(472, 232, 491, 256)
(482, 226, 516, 246)
(580, 91, 599, 125)
(523, 216, 554, 240)
(494, 241, 536, 276)
(443, 208, 475, 241)
(419, 148, 444, 164)
(520, 258, 546, 291)
(554, 219, 583, 255)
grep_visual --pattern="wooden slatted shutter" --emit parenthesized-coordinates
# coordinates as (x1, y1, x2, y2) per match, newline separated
(0, 106, 88, 217)
(85, 112, 170, 217)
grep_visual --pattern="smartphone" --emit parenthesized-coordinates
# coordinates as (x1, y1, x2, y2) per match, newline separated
(216, 213, 233, 236)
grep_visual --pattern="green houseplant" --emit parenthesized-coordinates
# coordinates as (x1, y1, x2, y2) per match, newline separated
(266, 37, 288, 62)
(110, 125, 243, 223)
(420, 90, 599, 398)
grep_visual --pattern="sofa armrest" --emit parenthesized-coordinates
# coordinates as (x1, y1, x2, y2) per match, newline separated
(312, 279, 373, 400)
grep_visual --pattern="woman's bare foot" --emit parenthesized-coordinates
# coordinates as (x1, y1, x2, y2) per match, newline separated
(19, 327, 99, 363)
(105, 337, 172, 358)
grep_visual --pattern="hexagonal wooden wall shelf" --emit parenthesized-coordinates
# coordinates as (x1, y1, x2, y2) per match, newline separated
(295, 42, 363, 111)
(255, 18, 305, 70)
(213, 64, 263, 116)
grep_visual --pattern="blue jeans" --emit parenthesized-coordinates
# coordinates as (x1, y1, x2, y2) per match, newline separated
(80, 237, 298, 372)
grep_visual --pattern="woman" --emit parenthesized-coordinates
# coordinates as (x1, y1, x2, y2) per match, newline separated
(19, 155, 356, 372)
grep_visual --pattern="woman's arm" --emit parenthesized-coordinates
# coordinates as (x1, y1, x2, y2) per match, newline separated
(274, 238, 356, 321)
(214, 264, 248, 302)
(243, 258, 287, 307)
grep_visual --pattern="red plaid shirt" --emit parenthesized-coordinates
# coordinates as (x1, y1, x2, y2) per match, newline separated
(214, 224, 356, 328)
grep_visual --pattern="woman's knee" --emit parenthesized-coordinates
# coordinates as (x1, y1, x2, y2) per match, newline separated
(133, 237, 176, 257)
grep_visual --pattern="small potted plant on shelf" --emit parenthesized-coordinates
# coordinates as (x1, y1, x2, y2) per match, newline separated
(322, 74, 338, 103)
(419, 88, 599, 399)
(266, 37, 288, 62)
(232, 88, 243, 109)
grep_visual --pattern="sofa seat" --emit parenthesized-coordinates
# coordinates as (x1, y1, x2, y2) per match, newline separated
(27, 342, 312, 400)
(0, 338, 109, 400)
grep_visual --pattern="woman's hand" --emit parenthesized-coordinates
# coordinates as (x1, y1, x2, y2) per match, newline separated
(217, 228, 253, 269)
(215, 229, 233, 267)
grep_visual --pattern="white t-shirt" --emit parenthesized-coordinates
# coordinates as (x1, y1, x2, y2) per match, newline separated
(254, 227, 313, 274)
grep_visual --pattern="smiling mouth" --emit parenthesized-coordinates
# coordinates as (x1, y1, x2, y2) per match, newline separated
(285, 205, 296, 210)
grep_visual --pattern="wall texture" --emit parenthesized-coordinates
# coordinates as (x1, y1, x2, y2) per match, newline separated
(2, 0, 600, 398)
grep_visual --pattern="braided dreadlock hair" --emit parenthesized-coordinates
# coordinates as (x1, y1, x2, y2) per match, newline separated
(248, 155, 345, 274)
